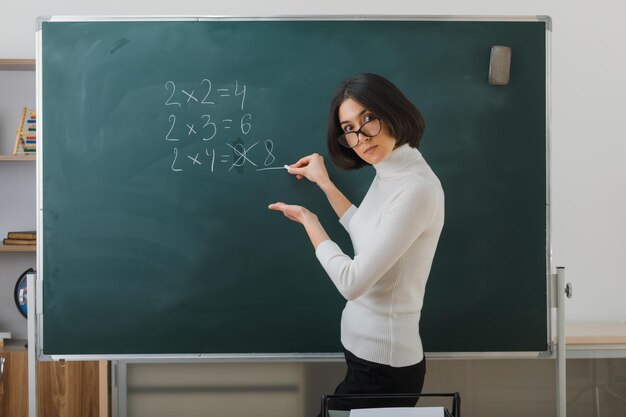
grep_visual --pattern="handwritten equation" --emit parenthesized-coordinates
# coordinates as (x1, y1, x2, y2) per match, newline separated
(163, 79, 282, 173)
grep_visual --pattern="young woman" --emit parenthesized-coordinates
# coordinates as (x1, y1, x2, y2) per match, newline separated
(269, 73, 445, 411)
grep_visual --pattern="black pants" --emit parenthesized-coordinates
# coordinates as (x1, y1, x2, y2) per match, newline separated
(327, 347, 427, 412)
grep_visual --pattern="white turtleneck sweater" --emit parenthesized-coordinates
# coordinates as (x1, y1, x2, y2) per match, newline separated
(315, 144, 444, 367)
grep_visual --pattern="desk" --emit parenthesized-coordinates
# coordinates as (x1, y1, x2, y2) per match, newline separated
(565, 323, 626, 417)
(566, 323, 626, 359)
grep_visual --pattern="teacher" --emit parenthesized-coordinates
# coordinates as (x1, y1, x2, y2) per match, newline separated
(269, 73, 445, 411)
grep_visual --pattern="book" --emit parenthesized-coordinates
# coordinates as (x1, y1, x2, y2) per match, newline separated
(3, 238, 36, 245)
(7, 231, 36, 239)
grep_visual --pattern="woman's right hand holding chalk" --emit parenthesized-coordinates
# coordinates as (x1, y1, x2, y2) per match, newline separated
(287, 153, 331, 188)
(288, 153, 352, 219)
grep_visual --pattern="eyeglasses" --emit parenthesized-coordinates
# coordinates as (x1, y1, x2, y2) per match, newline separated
(338, 117, 382, 149)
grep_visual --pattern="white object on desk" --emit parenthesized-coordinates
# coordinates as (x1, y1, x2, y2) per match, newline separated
(350, 407, 445, 417)
(0, 331, 11, 346)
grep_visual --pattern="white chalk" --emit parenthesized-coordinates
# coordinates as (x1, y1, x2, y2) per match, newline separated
(256, 165, 292, 172)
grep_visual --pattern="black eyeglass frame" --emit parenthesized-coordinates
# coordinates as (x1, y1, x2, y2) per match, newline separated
(338, 117, 382, 149)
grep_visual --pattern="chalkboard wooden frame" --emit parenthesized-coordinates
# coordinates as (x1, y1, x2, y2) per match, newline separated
(36, 15, 552, 360)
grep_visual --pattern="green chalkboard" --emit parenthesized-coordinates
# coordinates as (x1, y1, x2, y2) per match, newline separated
(40, 18, 548, 357)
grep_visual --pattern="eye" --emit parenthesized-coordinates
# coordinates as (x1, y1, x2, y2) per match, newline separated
(363, 114, 376, 123)
(343, 125, 353, 133)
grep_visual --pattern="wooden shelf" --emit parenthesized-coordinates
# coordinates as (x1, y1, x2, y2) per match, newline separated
(0, 59, 36, 71)
(0, 154, 35, 161)
(0, 339, 27, 352)
(0, 245, 36, 252)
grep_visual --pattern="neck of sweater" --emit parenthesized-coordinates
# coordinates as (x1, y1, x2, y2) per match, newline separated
(373, 143, 423, 179)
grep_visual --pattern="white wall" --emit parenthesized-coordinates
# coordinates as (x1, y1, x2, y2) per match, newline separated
(0, 71, 36, 339)
(1, 0, 625, 324)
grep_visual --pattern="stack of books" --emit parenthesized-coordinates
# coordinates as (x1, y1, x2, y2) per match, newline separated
(3, 230, 36, 246)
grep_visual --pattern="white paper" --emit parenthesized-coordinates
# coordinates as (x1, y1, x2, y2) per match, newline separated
(0, 331, 12, 339)
(350, 406, 445, 417)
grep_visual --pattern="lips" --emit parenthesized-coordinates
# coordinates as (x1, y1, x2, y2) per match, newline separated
(364, 145, 378, 154)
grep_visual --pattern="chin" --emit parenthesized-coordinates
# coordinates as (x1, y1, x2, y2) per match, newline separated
(365, 156, 381, 165)
(355, 152, 374, 164)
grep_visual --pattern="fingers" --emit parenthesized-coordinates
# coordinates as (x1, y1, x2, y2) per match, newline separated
(288, 154, 319, 174)
(287, 166, 308, 179)
(286, 168, 303, 179)
(292, 153, 322, 168)
(293, 155, 313, 168)
(268, 202, 285, 211)
(268, 202, 300, 223)
(287, 153, 327, 184)
(269, 202, 296, 215)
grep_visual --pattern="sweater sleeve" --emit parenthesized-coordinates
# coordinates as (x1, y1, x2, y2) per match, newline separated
(338, 205, 358, 233)
(315, 181, 439, 301)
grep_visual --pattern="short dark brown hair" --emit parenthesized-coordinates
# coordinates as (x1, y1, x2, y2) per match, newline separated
(327, 73, 426, 170)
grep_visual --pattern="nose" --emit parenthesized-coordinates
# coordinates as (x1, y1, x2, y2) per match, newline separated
(358, 132, 372, 142)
